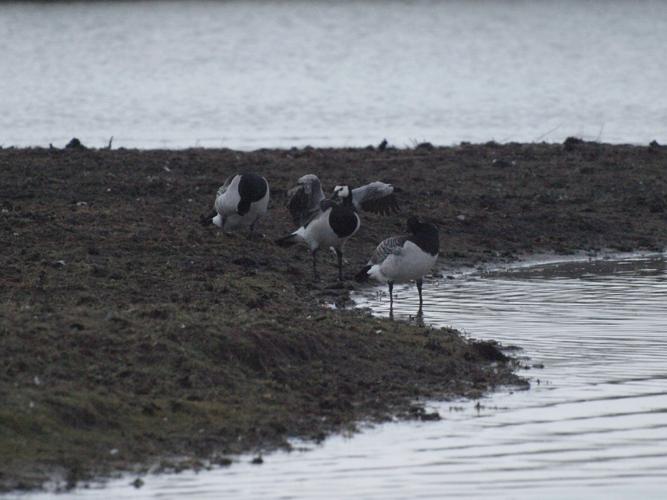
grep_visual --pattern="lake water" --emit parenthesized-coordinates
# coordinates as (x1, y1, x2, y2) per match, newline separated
(12, 254, 667, 499)
(1, 0, 666, 149)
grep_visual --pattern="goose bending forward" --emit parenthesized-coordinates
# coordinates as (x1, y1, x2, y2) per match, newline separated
(356, 217, 439, 315)
(277, 177, 398, 281)
(276, 198, 359, 280)
(203, 173, 270, 234)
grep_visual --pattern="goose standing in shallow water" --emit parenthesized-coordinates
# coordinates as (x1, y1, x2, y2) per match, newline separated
(356, 217, 439, 316)
(203, 173, 270, 234)
(277, 175, 399, 281)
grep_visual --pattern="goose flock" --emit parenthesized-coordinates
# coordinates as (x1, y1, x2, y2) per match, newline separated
(205, 172, 439, 316)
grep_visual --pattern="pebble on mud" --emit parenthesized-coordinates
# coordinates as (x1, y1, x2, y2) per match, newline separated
(491, 158, 515, 168)
(563, 136, 584, 151)
(213, 457, 233, 467)
(408, 405, 442, 421)
(65, 138, 86, 150)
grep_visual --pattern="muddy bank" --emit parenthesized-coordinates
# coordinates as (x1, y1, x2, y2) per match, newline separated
(1, 141, 666, 491)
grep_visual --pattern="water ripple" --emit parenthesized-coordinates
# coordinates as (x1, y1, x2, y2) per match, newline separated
(15, 255, 667, 499)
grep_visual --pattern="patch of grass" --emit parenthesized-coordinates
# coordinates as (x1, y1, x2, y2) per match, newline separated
(3, 142, 665, 491)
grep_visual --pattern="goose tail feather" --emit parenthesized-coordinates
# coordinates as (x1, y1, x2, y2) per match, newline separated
(355, 265, 372, 282)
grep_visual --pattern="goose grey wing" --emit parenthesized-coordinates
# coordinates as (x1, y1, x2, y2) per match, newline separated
(216, 176, 233, 197)
(352, 181, 400, 215)
(370, 235, 408, 264)
(286, 184, 312, 225)
(214, 175, 234, 210)
(286, 174, 325, 225)
(298, 199, 335, 228)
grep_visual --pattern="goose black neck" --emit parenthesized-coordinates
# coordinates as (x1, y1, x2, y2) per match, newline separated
(409, 223, 439, 256)
(237, 173, 267, 215)
(341, 195, 355, 208)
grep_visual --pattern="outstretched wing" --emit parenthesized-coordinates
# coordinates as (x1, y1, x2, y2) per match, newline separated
(286, 174, 325, 226)
(351, 181, 399, 215)
(369, 235, 408, 264)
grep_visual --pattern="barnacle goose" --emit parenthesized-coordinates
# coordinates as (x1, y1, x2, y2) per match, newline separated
(203, 173, 270, 234)
(276, 175, 399, 280)
(356, 217, 439, 315)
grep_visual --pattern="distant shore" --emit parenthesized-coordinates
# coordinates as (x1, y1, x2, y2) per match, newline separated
(1, 140, 666, 491)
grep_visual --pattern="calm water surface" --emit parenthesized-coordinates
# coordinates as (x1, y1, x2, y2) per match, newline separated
(1, 1, 667, 148)
(13, 254, 667, 499)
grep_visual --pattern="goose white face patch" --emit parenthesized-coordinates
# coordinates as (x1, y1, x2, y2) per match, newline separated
(333, 185, 350, 199)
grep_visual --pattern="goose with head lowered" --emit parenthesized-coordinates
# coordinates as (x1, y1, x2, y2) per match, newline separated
(356, 216, 439, 316)
(201, 173, 270, 234)
(276, 175, 399, 281)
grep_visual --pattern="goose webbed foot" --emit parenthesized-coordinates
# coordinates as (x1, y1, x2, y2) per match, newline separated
(415, 309, 424, 327)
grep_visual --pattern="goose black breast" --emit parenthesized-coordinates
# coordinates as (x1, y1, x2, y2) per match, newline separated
(329, 205, 359, 238)
(409, 225, 439, 256)
(237, 174, 268, 215)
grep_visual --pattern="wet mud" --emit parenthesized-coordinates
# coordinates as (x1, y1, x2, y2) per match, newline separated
(1, 140, 666, 491)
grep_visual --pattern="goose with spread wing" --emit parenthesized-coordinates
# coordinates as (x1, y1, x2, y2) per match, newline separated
(277, 175, 399, 281)
(356, 217, 439, 316)
(286, 175, 399, 226)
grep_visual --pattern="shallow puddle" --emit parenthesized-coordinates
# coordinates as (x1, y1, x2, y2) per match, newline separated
(14, 255, 667, 499)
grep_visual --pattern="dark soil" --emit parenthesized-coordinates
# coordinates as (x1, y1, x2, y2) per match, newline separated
(2, 140, 666, 491)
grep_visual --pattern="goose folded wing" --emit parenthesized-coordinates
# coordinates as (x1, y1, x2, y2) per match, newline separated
(215, 176, 233, 198)
(298, 199, 335, 228)
(370, 236, 408, 264)
(352, 181, 400, 215)
(214, 176, 234, 211)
